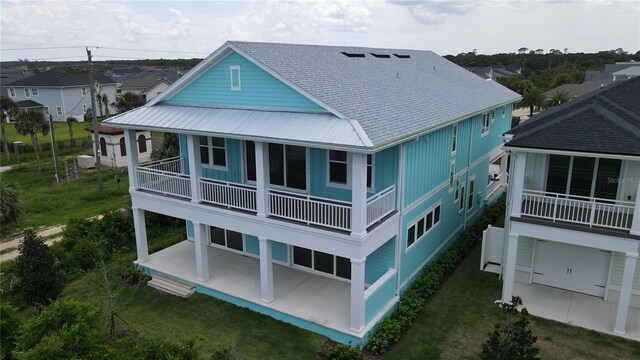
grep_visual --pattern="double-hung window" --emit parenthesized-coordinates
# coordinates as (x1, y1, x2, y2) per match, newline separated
(24, 88, 30, 98)
(56, 106, 63, 116)
(8, 88, 15, 97)
(269, 143, 306, 190)
(406, 204, 441, 249)
(43, 107, 50, 116)
(481, 113, 490, 136)
(230, 65, 241, 91)
(81, 86, 87, 96)
(327, 151, 373, 189)
(490, 109, 496, 123)
(199, 136, 227, 168)
(31, 88, 38, 96)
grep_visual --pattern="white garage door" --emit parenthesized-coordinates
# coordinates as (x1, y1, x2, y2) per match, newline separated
(532, 240, 610, 297)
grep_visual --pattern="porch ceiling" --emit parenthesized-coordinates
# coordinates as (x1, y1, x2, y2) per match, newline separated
(103, 104, 371, 149)
(142, 240, 357, 336)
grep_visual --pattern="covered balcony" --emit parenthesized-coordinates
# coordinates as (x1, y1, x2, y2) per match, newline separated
(131, 153, 396, 234)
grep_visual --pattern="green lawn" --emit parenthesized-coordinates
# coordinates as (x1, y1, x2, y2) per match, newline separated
(384, 244, 640, 359)
(1, 157, 130, 236)
(3, 120, 92, 146)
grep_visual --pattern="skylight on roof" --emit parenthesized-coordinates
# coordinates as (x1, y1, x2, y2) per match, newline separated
(341, 52, 365, 58)
(393, 54, 411, 59)
(370, 53, 391, 58)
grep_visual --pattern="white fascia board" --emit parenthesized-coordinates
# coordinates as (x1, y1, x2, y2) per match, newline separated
(503, 145, 640, 161)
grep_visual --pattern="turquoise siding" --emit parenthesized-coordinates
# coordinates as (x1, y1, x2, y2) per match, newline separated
(145, 268, 362, 345)
(245, 235, 259, 255)
(201, 138, 242, 182)
(470, 104, 513, 163)
(365, 237, 395, 284)
(243, 235, 289, 263)
(186, 220, 194, 239)
(309, 145, 399, 202)
(167, 51, 324, 112)
(180, 134, 189, 175)
(365, 273, 398, 324)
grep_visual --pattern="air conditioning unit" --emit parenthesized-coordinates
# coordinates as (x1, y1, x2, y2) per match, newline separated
(77, 155, 95, 169)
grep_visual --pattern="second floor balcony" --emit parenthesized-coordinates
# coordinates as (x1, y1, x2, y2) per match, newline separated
(134, 155, 397, 234)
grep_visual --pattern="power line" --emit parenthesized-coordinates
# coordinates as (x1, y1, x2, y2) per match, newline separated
(0, 45, 89, 51)
(93, 46, 208, 55)
(13, 55, 88, 61)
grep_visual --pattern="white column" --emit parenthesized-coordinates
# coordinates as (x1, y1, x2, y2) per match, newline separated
(258, 237, 274, 303)
(193, 221, 210, 282)
(351, 153, 368, 236)
(510, 153, 527, 217)
(500, 153, 508, 186)
(501, 233, 519, 303)
(132, 206, 148, 263)
(614, 251, 638, 334)
(350, 257, 366, 332)
(186, 135, 202, 203)
(631, 178, 640, 235)
(124, 129, 139, 191)
(255, 141, 270, 217)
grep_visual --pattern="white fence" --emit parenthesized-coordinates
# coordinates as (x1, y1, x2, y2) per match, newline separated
(366, 185, 396, 227)
(480, 225, 505, 273)
(200, 178, 257, 212)
(521, 189, 634, 231)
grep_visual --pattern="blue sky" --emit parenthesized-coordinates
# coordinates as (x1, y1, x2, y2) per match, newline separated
(1, 0, 638, 62)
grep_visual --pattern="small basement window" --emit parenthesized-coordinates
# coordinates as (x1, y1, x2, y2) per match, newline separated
(230, 65, 241, 91)
(341, 52, 365, 58)
(393, 54, 411, 59)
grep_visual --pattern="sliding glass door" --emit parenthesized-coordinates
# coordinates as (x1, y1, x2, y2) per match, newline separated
(545, 155, 621, 200)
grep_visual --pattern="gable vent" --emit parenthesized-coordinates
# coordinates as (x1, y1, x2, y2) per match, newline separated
(370, 53, 391, 58)
(341, 52, 365, 58)
(393, 54, 411, 59)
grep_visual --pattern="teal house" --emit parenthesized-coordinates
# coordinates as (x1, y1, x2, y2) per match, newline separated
(105, 41, 520, 344)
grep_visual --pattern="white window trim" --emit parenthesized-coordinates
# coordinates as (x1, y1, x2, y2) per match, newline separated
(290, 246, 351, 283)
(405, 202, 442, 252)
(230, 65, 241, 91)
(459, 185, 466, 212)
(451, 123, 458, 156)
(43, 107, 50, 116)
(56, 106, 63, 116)
(502, 105, 507, 118)
(81, 86, 87, 96)
(454, 177, 460, 203)
(268, 145, 310, 193)
(448, 160, 456, 192)
(82, 104, 87, 113)
(326, 151, 375, 191)
(200, 136, 228, 171)
(481, 113, 490, 137)
(467, 175, 476, 211)
(24, 88, 30, 98)
(490, 109, 496, 123)
(31, 88, 39, 96)
(8, 88, 15, 97)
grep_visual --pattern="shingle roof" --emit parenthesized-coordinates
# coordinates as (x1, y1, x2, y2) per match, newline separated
(7, 70, 116, 87)
(505, 77, 640, 156)
(15, 100, 43, 108)
(120, 78, 171, 92)
(543, 83, 610, 99)
(226, 41, 520, 146)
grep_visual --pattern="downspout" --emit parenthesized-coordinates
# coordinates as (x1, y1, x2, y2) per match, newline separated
(464, 117, 474, 228)
(395, 143, 405, 294)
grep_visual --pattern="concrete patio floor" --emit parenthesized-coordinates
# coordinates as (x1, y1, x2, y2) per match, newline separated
(514, 282, 640, 341)
(140, 240, 358, 337)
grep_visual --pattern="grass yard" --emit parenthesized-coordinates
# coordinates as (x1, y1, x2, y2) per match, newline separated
(384, 244, 640, 360)
(1, 156, 130, 236)
(2, 120, 91, 146)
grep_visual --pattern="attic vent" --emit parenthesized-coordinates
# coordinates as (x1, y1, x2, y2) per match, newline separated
(393, 54, 411, 59)
(370, 53, 391, 58)
(341, 52, 365, 58)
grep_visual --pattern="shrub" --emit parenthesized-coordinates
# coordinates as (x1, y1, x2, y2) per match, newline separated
(14, 229, 63, 307)
(209, 343, 242, 360)
(324, 342, 362, 360)
(1, 303, 20, 360)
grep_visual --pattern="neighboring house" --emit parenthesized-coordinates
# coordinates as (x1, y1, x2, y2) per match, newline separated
(612, 66, 640, 81)
(119, 69, 181, 83)
(5, 70, 118, 122)
(119, 78, 172, 103)
(15, 99, 45, 112)
(107, 67, 143, 79)
(584, 62, 640, 84)
(85, 125, 152, 167)
(487, 77, 640, 337)
(104, 41, 519, 344)
(467, 64, 522, 80)
(543, 82, 609, 100)
(0, 68, 32, 97)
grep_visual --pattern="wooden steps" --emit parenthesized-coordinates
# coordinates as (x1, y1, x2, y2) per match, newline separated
(147, 274, 195, 298)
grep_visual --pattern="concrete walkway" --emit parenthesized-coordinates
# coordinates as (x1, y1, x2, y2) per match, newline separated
(514, 282, 640, 341)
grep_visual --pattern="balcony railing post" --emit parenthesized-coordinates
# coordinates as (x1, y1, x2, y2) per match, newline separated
(186, 135, 201, 203)
(552, 195, 559, 222)
(589, 199, 597, 228)
(123, 129, 139, 191)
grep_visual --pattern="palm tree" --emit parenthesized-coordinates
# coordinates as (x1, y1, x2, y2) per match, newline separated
(115, 92, 144, 113)
(0, 183, 22, 238)
(96, 94, 104, 118)
(545, 90, 571, 108)
(100, 93, 110, 118)
(1, 96, 19, 161)
(14, 109, 49, 172)
(66, 117, 77, 147)
(517, 85, 545, 117)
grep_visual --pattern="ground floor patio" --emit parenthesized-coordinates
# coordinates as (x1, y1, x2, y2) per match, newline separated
(514, 282, 640, 341)
(140, 240, 367, 342)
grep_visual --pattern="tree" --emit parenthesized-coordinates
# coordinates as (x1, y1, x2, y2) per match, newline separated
(115, 92, 144, 113)
(0, 183, 22, 239)
(1, 303, 20, 360)
(95, 94, 104, 118)
(100, 93, 110, 118)
(518, 47, 529, 55)
(66, 117, 77, 147)
(13, 109, 49, 172)
(545, 90, 571, 107)
(14, 229, 63, 307)
(480, 296, 540, 360)
(517, 85, 545, 117)
(535, 49, 544, 55)
(0, 96, 19, 161)
(150, 132, 179, 161)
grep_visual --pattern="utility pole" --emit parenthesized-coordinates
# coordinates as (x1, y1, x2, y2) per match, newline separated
(48, 114, 60, 183)
(87, 47, 103, 192)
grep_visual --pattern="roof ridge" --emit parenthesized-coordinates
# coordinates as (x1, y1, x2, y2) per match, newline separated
(591, 101, 640, 139)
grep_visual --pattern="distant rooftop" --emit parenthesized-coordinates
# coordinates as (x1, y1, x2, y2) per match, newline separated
(7, 69, 116, 87)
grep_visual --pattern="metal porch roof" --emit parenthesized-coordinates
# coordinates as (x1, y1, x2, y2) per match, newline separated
(104, 105, 370, 149)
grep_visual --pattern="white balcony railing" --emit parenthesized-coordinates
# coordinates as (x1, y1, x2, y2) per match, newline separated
(136, 156, 191, 199)
(267, 189, 353, 231)
(366, 185, 396, 227)
(521, 189, 635, 231)
(199, 178, 257, 212)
